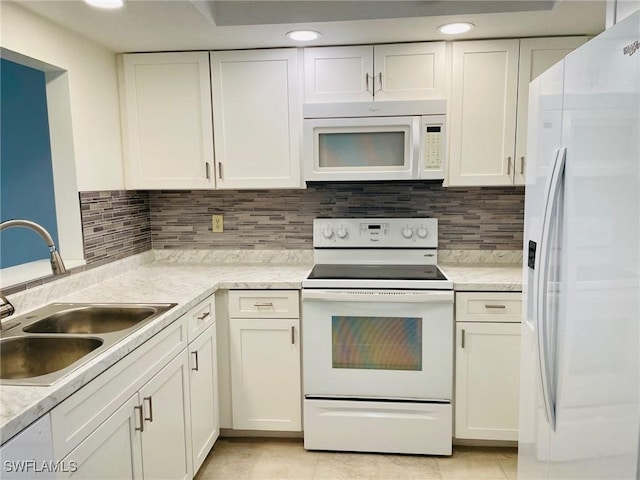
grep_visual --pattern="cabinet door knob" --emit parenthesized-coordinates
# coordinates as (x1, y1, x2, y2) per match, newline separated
(461, 329, 466, 349)
(365, 73, 371, 93)
(376, 72, 383, 93)
(291, 325, 295, 345)
(507, 156, 513, 175)
(520, 156, 525, 175)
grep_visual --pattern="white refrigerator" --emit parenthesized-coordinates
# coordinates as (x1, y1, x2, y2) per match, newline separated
(518, 11, 640, 480)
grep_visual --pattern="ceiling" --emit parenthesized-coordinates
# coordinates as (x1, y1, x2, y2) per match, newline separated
(13, 0, 607, 53)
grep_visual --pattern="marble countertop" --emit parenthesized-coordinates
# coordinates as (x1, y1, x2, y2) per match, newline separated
(440, 263, 523, 291)
(0, 262, 312, 445)
(0, 257, 522, 444)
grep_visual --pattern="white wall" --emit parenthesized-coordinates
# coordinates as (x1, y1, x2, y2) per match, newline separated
(1, 2, 124, 191)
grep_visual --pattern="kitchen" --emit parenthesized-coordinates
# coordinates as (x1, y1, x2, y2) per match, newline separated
(0, 1, 638, 479)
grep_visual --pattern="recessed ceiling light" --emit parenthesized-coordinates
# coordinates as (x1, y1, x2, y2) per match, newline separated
(84, 0, 124, 9)
(286, 30, 321, 42)
(437, 22, 475, 35)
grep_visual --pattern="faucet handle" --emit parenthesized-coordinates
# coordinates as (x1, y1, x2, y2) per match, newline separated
(0, 294, 15, 321)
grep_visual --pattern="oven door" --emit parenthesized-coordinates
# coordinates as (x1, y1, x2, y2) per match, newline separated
(301, 289, 453, 401)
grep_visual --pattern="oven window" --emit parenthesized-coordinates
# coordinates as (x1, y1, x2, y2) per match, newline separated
(332, 316, 422, 371)
(318, 131, 405, 168)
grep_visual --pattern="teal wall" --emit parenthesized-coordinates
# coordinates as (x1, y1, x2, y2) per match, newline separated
(1, 58, 59, 268)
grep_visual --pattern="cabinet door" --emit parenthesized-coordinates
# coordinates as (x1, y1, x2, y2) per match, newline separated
(230, 318, 301, 431)
(374, 42, 446, 101)
(59, 395, 142, 480)
(120, 52, 215, 189)
(455, 322, 521, 441)
(514, 37, 589, 185)
(211, 49, 301, 189)
(189, 324, 219, 475)
(303, 45, 373, 103)
(448, 40, 520, 186)
(139, 351, 193, 480)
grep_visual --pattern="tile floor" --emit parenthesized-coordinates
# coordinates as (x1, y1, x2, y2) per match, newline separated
(195, 438, 517, 480)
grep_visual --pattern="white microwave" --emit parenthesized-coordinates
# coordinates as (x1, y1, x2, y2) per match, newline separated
(303, 100, 446, 182)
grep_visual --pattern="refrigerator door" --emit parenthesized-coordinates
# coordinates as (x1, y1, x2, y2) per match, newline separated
(518, 60, 566, 480)
(549, 11, 640, 478)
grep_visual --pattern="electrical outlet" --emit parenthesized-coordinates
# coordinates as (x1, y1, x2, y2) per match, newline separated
(212, 215, 223, 233)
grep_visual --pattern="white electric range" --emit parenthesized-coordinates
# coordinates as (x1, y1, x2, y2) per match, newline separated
(302, 218, 454, 456)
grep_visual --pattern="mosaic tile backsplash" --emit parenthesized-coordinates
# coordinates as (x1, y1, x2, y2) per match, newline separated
(148, 183, 524, 251)
(80, 190, 152, 266)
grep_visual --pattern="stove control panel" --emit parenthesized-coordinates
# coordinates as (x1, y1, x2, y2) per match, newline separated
(314, 218, 438, 248)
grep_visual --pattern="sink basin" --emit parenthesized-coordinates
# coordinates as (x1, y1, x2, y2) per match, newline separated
(0, 302, 177, 385)
(0, 336, 103, 380)
(23, 306, 162, 334)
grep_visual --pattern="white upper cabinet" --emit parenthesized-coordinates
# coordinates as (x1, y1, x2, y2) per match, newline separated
(448, 39, 520, 186)
(120, 52, 215, 189)
(514, 37, 589, 184)
(448, 37, 588, 186)
(210, 49, 302, 189)
(304, 43, 446, 103)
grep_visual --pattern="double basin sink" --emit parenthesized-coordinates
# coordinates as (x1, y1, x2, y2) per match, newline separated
(0, 303, 176, 386)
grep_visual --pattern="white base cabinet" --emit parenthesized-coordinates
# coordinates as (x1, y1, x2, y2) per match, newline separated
(138, 351, 193, 480)
(60, 395, 142, 480)
(228, 290, 301, 432)
(189, 324, 219, 473)
(454, 292, 522, 441)
(43, 295, 220, 480)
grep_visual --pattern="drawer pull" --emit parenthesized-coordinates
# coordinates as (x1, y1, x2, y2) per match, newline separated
(134, 405, 144, 432)
(254, 302, 274, 307)
(485, 304, 506, 309)
(192, 351, 199, 371)
(197, 311, 210, 321)
(143, 397, 153, 423)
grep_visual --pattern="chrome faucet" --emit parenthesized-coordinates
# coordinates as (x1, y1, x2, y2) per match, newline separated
(0, 219, 67, 275)
(0, 219, 67, 322)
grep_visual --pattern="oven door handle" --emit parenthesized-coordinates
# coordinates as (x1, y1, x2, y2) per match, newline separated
(302, 289, 453, 303)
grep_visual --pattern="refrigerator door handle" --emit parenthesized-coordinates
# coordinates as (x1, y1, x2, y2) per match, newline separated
(535, 146, 566, 432)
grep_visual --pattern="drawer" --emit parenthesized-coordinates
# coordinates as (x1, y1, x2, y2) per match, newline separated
(228, 290, 299, 318)
(456, 292, 522, 322)
(187, 295, 215, 343)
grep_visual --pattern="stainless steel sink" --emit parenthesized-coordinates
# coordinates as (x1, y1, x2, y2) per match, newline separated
(23, 305, 165, 334)
(0, 336, 104, 380)
(0, 302, 176, 386)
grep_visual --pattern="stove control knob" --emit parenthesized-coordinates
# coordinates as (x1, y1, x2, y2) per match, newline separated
(402, 228, 414, 239)
(336, 228, 348, 239)
(417, 228, 429, 238)
(322, 228, 334, 239)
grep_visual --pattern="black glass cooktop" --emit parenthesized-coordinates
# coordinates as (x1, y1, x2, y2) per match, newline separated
(307, 264, 448, 281)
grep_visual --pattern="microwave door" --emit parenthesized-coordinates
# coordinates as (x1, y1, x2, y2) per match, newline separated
(303, 116, 420, 181)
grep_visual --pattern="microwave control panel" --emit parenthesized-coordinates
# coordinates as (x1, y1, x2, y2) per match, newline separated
(424, 125, 443, 169)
